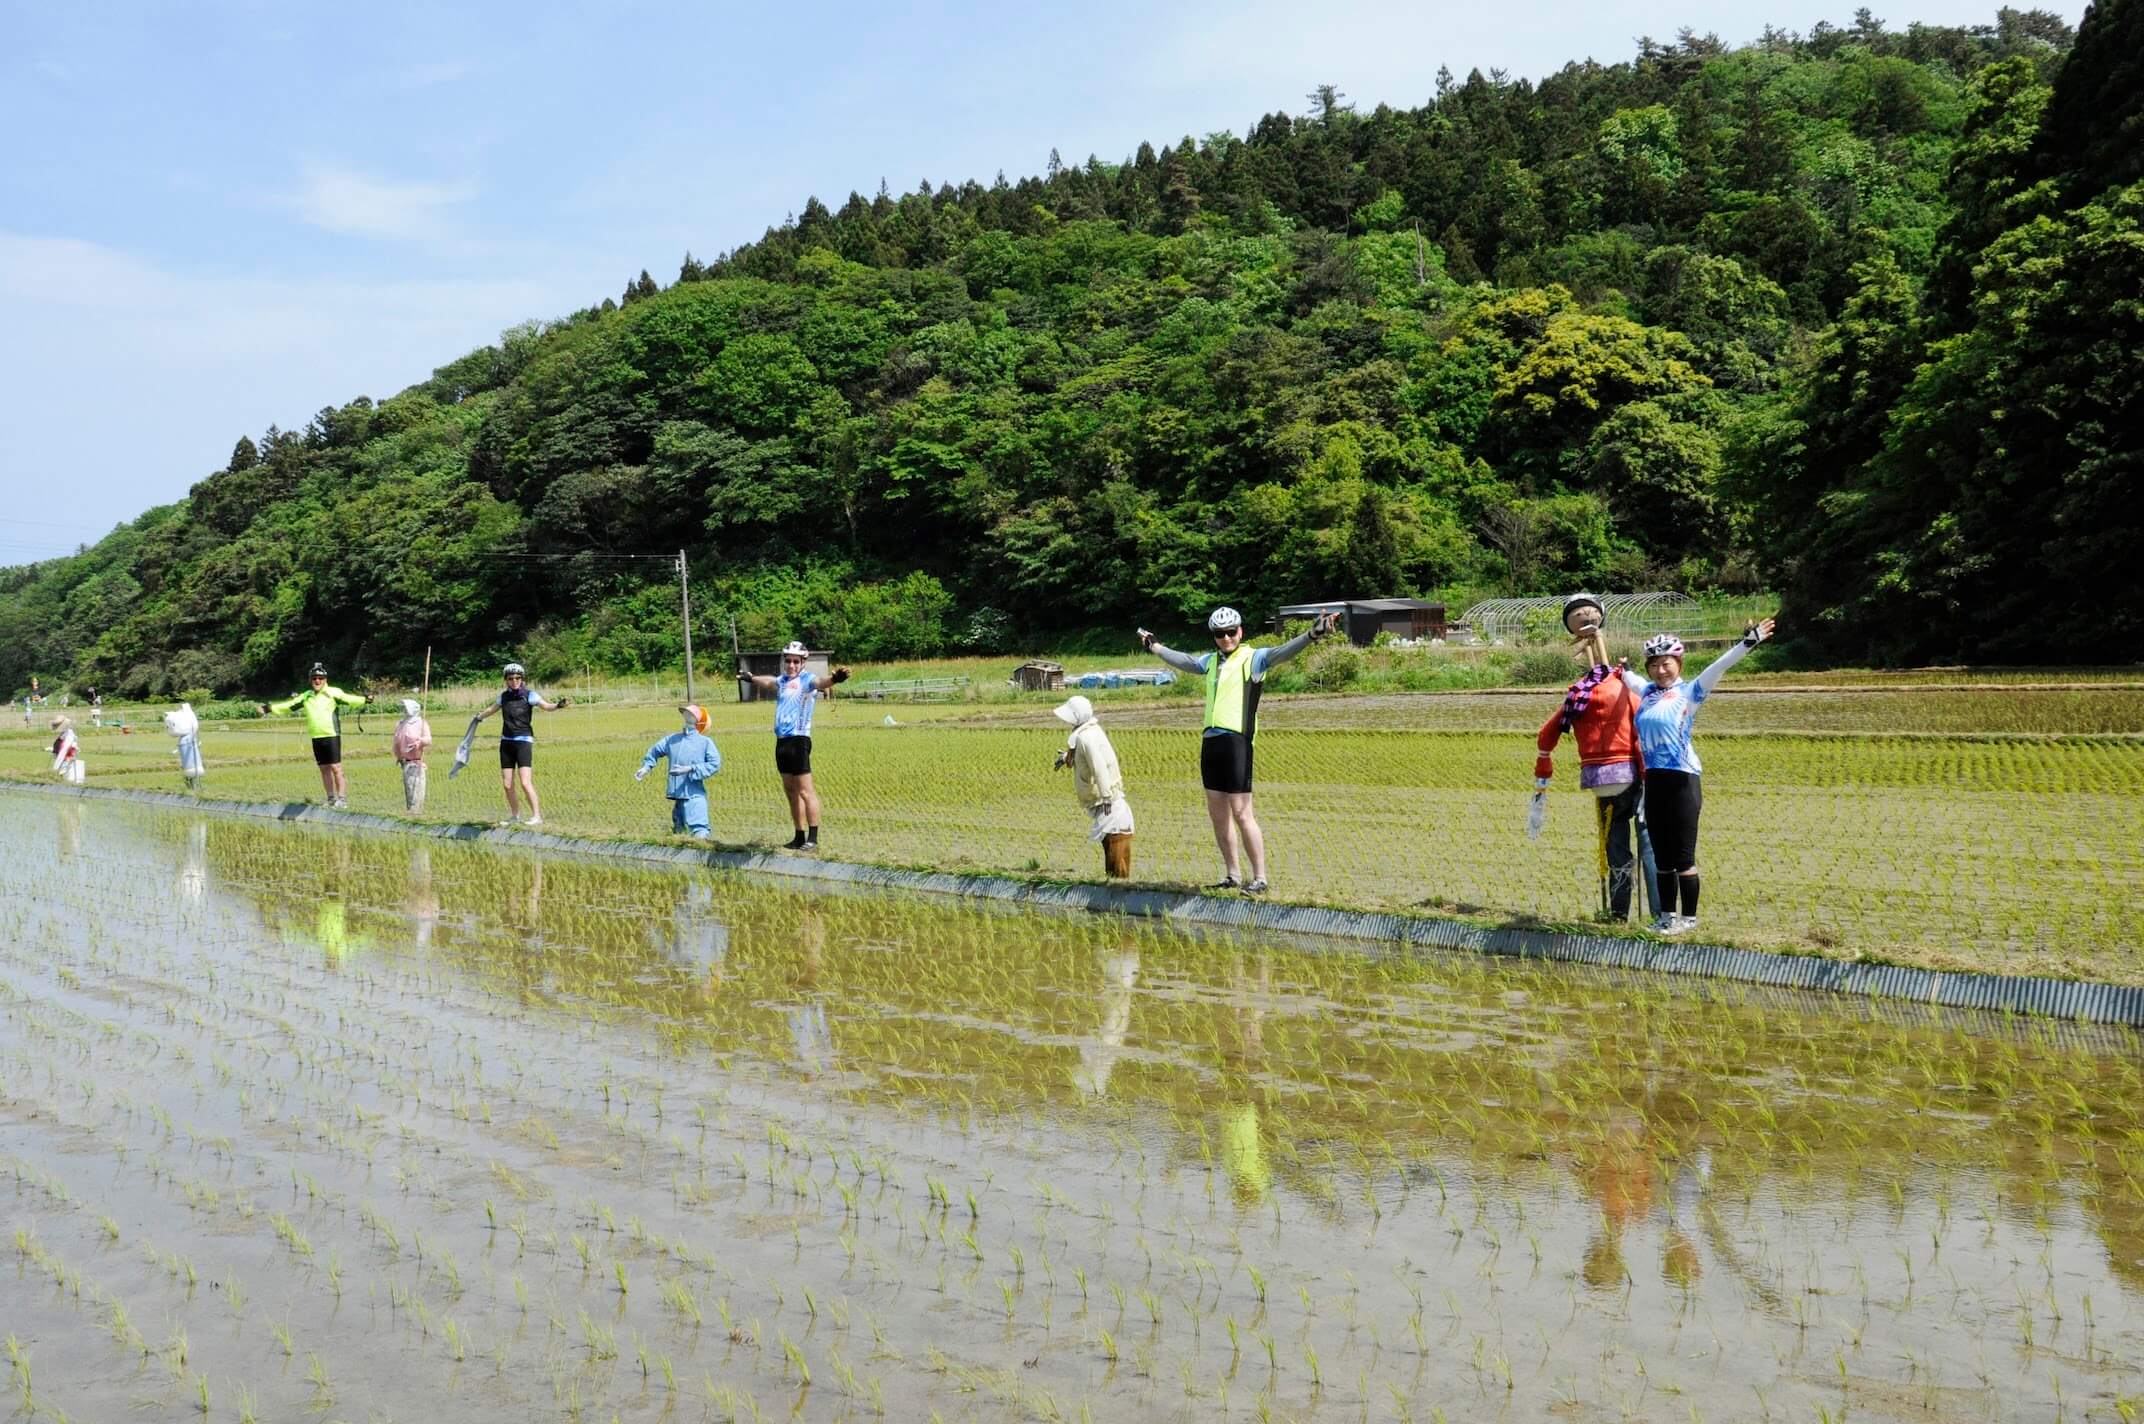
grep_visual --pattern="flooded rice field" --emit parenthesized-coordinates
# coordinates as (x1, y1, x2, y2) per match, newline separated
(4, 797, 2142, 1422)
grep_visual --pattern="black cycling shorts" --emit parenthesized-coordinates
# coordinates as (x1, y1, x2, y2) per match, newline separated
(498, 740, 535, 770)
(310, 736, 342, 767)
(1643, 769, 1703, 872)
(1200, 731, 1254, 794)
(775, 735, 813, 776)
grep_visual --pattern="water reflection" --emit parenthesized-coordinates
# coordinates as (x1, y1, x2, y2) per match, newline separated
(129, 807, 2144, 1313)
(405, 846, 440, 950)
(648, 877, 729, 980)
(178, 820, 208, 905)
(1073, 945, 1138, 1097)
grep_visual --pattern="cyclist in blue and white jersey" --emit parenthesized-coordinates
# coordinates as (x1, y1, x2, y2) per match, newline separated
(742, 641, 851, 850)
(1616, 617, 1775, 935)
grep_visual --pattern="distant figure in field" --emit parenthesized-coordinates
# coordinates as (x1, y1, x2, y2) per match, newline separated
(1533, 593, 1654, 921)
(259, 663, 370, 808)
(741, 641, 850, 851)
(1051, 695, 1135, 879)
(49, 716, 83, 785)
(89, 688, 102, 727)
(1618, 617, 1777, 934)
(392, 698, 432, 813)
(637, 703, 724, 838)
(1137, 606, 1338, 893)
(164, 702, 205, 791)
(471, 662, 568, 827)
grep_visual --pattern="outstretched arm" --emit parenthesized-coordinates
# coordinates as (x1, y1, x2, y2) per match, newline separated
(1691, 618, 1775, 700)
(1137, 629, 1209, 676)
(745, 673, 778, 693)
(1251, 610, 1340, 677)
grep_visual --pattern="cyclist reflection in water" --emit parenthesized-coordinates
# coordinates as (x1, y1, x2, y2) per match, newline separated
(1219, 955, 1274, 1204)
(784, 908, 834, 1078)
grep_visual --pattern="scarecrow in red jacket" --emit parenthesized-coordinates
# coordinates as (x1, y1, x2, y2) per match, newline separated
(1532, 594, 1657, 920)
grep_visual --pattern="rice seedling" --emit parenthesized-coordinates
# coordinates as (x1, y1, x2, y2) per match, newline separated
(1, 792, 2141, 1423)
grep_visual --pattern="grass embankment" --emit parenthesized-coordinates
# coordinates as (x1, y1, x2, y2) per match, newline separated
(7, 676, 2143, 984)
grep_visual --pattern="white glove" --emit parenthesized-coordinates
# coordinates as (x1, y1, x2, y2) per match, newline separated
(635, 767, 650, 782)
(1525, 779, 1550, 841)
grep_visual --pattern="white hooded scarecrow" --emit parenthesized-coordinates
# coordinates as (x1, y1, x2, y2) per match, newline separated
(1052, 695, 1135, 878)
(50, 716, 84, 785)
(163, 702, 204, 790)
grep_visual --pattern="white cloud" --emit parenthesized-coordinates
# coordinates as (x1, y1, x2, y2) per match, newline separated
(0, 231, 607, 547)
(289, 163, 476, 240)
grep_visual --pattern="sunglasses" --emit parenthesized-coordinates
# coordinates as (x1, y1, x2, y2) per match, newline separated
(1212, 628, 1242, 640)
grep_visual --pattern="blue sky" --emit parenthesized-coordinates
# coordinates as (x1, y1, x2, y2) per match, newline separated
(0, 0, 2078, 564)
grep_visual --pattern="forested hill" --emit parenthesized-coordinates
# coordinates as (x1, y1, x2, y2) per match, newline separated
(4, 4, 2138, 698)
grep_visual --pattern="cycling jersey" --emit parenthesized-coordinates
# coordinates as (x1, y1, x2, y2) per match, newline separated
(1618, 638, 1755, 775)
(773, 672, 818, 738)
(268, 685, 365, 739)
(498, 686, 546, 741)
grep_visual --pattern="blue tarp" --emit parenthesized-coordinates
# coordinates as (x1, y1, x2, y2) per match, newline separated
(1072, 669, 1177, 689)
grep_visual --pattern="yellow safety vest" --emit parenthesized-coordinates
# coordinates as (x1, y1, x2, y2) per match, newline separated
(1204, 646, 1257, 734)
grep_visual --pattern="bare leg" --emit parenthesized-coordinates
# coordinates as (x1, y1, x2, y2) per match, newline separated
(329, 764, 348, 801)
(796, 773, 821, 828)
(518, 767, 541, 821)
(1204, 790, 1239, 879)
(782, 777, 807, 831)
(500, 767, 520, 820)
(1232, 793, 1267, 883)
(318, 764, 336, 800)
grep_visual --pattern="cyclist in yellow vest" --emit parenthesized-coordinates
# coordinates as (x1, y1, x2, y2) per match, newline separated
(258, 662, 372, 807)
(1138, 606, 1337, 892)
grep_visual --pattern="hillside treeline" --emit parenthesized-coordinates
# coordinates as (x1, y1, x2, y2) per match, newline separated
(2, 3, 2135, 695)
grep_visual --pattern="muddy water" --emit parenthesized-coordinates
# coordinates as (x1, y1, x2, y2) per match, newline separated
(3, 797, 2141, 1422)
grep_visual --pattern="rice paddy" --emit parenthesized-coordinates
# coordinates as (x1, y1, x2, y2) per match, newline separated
(5, 680, 2142, 979)
(2, 799, 2141, 1422)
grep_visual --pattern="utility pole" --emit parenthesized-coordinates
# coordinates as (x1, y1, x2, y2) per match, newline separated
(677, 550, 695, 704)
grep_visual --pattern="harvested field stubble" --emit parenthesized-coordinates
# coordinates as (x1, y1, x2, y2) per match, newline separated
(0, 802, 2140, 1422)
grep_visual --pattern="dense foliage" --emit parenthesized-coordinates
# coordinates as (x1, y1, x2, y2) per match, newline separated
(4, 4, 2130, 696)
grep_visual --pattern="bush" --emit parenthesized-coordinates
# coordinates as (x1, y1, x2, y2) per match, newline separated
(1300, 642, 1363, 691)
(831, 572, 954, 661)
(1507, 649, 1575, 686)
(957, 605, 1012, 654)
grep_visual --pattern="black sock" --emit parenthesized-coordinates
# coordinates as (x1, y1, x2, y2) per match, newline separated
(806, 824, 818, 844)
(1678, 874, 1699, 919)
(786, 829, 807, 847)
(1656, 873, 1679, 918)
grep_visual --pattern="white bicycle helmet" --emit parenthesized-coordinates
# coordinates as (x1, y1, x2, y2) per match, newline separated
(780, 640, 809, 657)
(1206, 607, 1243, 633)
(1642, 634, 1684, 660)
(503, 662, 525, 676)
